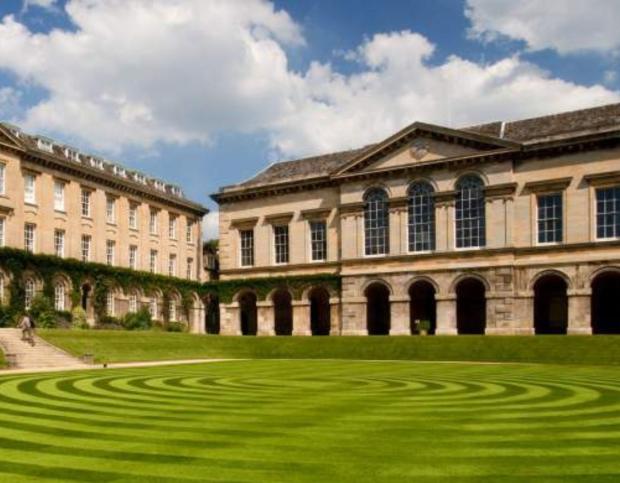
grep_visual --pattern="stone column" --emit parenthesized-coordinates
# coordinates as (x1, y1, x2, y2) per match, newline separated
(435, 295, 457, 335)
(568, 289, 592, 335)
(390, 296, 410, 335)
(257, 301, 275, 336)
(219, 303, 241, 335)
(329, 297, 341, 335)
(511, 292, 535, 335)
(292, 301, 311, 336)
(341, 297, 367, 335)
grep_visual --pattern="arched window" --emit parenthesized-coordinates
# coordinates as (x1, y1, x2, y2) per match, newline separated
(455, 175, 485, 248)
(24, 279, 35, 310)
(106, 291, 115, 316)
(364, 188, 389, 255)
(149, 297, 159, 320)
(54, 283, 65, 311)
(128, 292, 138, 313)
(408, 182, 435, 252)
(169, 299, 177, 321)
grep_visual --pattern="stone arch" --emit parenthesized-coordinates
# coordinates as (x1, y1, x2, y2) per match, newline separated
(204, 292, 220, 334)
(449, 272, 490, 294)
(533, 273, 568, 334)
(362, 182, 392, 200)
(51, 273, 72, 312)
(591, 267, 620, 334)
(361, 278, 394, 296)
(365, 281, 391, 335)
(452, 170, 488, 190)
(104, 284, 123, 318)
(272, 288, 293, 336)
(22, 271, 43, 311)
(167, 290, 182, 323)
(189, 292, 204, 334)
(236, 290, 257, 336)
(408, 278, 437, 335)
(407, 176, 438, 192)
(147, 288, 163, 321)
(127, 286, 143, 314)
(529, 269, 572, 292)
(456, 277, 486, 334)
(306, 286, 331, 336)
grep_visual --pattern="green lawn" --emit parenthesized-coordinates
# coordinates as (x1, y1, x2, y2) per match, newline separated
(0, 359, 619, 482)
(39, 330, 620, 365)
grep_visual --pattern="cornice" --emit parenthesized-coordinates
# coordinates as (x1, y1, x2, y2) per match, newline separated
(264, 212, 295, 225)
(300, 208, 333, 220)
(220, 261, 340, 277)
(583, 170, 620, 187)
(523, 177, 572, 194)
(6, 146, 208, 216)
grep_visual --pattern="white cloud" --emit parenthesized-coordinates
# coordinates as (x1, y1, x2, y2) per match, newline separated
(22, 0, 57, 11)
(0, 86, 22, 119)
(202, 210, 219, 240)
(0, 1, 617, 164)
(465, 0, 620, 55)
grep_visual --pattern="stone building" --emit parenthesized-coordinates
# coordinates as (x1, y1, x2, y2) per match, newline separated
(0, 123, 208, 329)
(213, 103, 620, 336)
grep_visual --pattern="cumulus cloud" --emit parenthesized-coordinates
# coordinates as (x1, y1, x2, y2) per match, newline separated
(0, 1, 617, 163)
(465, 0, 620, 54)
(202, 210, 219, 240)
(22, 0, 57, 11)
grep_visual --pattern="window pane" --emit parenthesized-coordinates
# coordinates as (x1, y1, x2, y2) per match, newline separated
(364, 188, 389, 255)
(596, 186, 620, 239)
(274, 225, 289, 264)
(240, 229, 254, 267)
(310, 220, 327, 261)
(537, 193, 563, 244)
(455, 176, 485, 248)
(408, 182, 435, 252)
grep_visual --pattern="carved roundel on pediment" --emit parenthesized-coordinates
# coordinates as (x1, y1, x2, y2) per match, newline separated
(409, 139, 430, 160)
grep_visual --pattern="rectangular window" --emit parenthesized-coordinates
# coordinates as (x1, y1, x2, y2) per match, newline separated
(106, 240, 115, 266)
(537, 193, 563, 244)
(169, 215, 177, 239)
(54, 229, 65, 258)
(240, 229, 254, 267)
(310, 220, 327, 261)
(149, 298, 158, 320)
(168, 254, 177, 277)
(24, 173, 36, 204)
(186, 221, 194, 243)
(24, 223, 35, 253)
(106, 292, 115, 316)
(0, 218, 4, 247)
(0, 163, 5, 195)
(274, 225, 289, 264)
(186, 258, 193, 280)
(149, 209, 158, 235)
(128, 294, 138, 313)
(129, 245, 138, 270)
(129, 203, 138, 229)
(54, 284, 65, 311)
(81, 189, 91, 217)
(106, 196, 116, 224)
(81, 235, 91, 262)
(54, 181, 65, 211)
(596, 186, 620, 239)
(149, 249, 158, 273)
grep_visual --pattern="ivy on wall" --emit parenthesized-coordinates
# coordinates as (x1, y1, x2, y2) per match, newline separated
(0, 247, 342, 324)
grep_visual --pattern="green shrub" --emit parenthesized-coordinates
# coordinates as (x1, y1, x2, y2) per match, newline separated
(29, 295, 57, 328)
(122, 307, 152, 331)
(417, 320, 431, 333)
(96, 316, 123, 330)
(165, 321, 187, 332)
(71, 306, 89, 329)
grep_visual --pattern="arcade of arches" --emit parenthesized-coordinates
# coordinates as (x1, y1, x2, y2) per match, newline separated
(216, 266, 620, 336)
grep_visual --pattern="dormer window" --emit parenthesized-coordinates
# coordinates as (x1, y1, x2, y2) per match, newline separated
(89, 157, 105, 170)
(36, 137, 54, 153)
(113, 165, 127, 178)
(64, 147, 80, 163)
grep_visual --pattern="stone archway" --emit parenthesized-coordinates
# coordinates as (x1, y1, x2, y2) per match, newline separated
(309, 287, 331, 336)
(365, 282, 390, 335)
(591, 271, 620, 334)
(409, 280, 436, 335)
(534, 274, 568, 334)
(238, 292, 257, 336)
(80, 283, 95, 322)
(273, 289, 293, 336)
(456, 278, 486, 334)
(205, 294, 220, 334)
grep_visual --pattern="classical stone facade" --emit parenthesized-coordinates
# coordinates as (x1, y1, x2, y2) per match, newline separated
(213, 103, 620, 336)
(0, 123, 208, 328)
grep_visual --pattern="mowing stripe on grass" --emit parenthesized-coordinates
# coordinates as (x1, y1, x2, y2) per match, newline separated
(0, 360, 618, 482)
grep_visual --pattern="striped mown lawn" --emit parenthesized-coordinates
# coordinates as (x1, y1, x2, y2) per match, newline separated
(0, 360, 619, 482)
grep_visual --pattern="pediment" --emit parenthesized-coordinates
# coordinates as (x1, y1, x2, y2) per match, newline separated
(333, 122, 519, 177)
(0, 125, 24, 150)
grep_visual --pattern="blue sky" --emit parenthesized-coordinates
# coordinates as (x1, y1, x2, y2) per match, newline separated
(0, 0, 618, 238)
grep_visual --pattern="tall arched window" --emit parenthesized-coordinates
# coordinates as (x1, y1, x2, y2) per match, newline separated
(24, 279, 35, 310)
(106, 291, 115, 316)
(54, 283, 65, 311)
(455, 175, 486, 248)
(128, 292, 138, 313)
(364, 188, 389, 255)
(408, 182, 435, 252)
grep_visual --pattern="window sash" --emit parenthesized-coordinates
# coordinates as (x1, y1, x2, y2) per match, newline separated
(169, 217, 177, 239)
(81, 235, 91, 262)
(0, 218, 4, 247)
(274, 225, 289, 264)
(240, 230, 254, 267)
(106, 240, 115, 266)
(54, 285, 65, 311)
(24, 280, 35, 310)
(129, 205, 138, 229)
(455, 179, 485, 248)
(24, 224, 35, 253)
(81, 189, 91, 217)
(54, 230, 65, 257)
(408, 184, 435, 252)
(596, 186, 620, 239)
(169, 255, 177, 276)
(537, 193, 563, 244)
(129, 246, 138, 269)
(149, 211, 158, 234)
(106, 197, 116, 223)
(149, 250, 158, 273)
(186, 223, 193, 243)
(310, 221, 327, 261)
(186, 258, 193, 280)
(54, 181, 65, 211)
(24, 174, 35, 204)
(364, 192, 389, 255)
(0, 163, 4, 195)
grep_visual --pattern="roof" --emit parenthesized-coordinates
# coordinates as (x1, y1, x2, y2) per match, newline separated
(221, 102, 620, 194)
(0, 122, 208, 215)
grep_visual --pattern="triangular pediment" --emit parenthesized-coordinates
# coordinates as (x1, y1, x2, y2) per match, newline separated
(0, 124, 25, 150)
(333, 122, 519, 176)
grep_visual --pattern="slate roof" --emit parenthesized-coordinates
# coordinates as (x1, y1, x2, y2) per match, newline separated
(227, 102, 620, 192)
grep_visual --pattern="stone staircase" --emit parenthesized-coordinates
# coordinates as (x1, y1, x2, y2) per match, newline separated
(0, 328, 89, 370)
